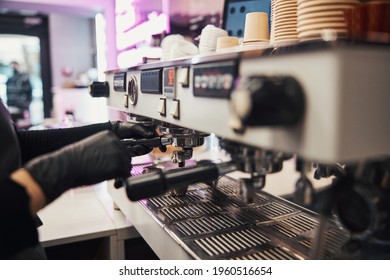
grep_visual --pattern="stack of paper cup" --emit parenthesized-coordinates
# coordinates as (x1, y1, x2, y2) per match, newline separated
(243, 12, 270, 43)
(297, 0, 360, 42)
(241, 12, 271, 50)
(199, 24, 229, 54)
(161, 34, 198, 60)
(271, 0, 299, 46)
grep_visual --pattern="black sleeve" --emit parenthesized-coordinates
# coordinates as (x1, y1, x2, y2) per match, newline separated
(0, 178, 39, 259)
(17, 121, 112, 164)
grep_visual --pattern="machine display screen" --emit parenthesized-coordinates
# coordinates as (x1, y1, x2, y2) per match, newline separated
(113, 72, 127, 92)
(193, 61, 237, 98)
(141, 69, 162, 94)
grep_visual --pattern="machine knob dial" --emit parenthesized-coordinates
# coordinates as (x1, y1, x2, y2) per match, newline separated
(128, 75, 138, 105)
(230, 76, 305, 130)
(89, 81, 109, 98)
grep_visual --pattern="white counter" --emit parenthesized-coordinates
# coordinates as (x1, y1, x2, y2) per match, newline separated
(37, 182, 139, 259)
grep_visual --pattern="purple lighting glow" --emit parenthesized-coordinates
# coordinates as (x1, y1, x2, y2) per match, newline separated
(115, 0, 169, 67)
(116, 12, 168, 51)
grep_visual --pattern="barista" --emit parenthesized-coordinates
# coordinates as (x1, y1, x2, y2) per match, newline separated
(0, 99, 155, 259)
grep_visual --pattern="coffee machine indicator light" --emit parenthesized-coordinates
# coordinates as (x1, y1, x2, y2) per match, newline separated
(193, 60, 237, 98)
(163, 67, 176, 99)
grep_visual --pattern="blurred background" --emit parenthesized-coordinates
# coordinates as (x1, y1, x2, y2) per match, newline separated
(0, 0, 224, 127)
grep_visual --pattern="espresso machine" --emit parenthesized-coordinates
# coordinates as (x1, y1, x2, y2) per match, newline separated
(90, 40, 390, 259)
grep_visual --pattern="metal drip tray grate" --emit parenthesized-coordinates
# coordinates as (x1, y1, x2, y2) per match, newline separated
(149, 191, 205, 208)
(193, 229, 270, 257)
(232, 247, 301, 260)
(175, 214, 245, 237)
(268, 214, 319, 238)
(281, 214, 319, 231)
(255, 202, 296, 218)
(216, 177, 269, 205)
(160, 202, 222, 221)
(139, 175, 349, 259)
(299, 228, 350, 259)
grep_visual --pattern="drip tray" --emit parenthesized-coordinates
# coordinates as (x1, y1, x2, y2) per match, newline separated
(138, 176, 349, 260)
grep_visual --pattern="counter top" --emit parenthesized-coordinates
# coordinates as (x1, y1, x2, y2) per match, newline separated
(37, 182, 139, 259)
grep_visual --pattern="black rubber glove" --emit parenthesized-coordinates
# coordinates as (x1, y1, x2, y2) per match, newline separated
(110, 121, 156, 139)
(126, 144, 153, 156)
(110, 121, 164, 155)
(24, 131, 131, 203)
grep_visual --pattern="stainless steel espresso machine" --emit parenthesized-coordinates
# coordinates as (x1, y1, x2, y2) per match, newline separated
(90, 40, 390, 259)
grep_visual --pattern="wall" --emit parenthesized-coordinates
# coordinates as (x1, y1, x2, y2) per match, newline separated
(48, 13, 94, 87)
(1, 0, 118, 74)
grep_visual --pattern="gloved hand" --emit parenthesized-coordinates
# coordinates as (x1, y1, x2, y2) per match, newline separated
(126, 144, 153, 156)
(24, 131, 131, 203)
(110, 121, 156, 139)
(110, 121, 166, 154)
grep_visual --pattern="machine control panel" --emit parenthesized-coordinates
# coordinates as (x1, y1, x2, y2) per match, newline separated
(193, 60, 237, 98)
(101, 45, 390, 163)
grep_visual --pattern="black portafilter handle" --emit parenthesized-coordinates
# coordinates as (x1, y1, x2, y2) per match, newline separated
(125, 160, 237, 201)
(113, 137, 172, 189)
(121, 136, 172, 148)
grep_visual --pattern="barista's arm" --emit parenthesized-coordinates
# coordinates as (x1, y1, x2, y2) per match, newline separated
(17, 121, 155, 164)
(10, 169, 47, 212)
(17, 122, 112, 164)
(0, 171, 42, 259)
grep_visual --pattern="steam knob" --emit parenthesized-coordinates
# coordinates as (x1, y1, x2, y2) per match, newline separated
(230, 76, 305, 129)
(89, 81, 109, 98)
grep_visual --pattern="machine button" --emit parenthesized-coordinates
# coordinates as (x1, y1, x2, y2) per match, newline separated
(169, 99, 180, 119)
(157, 98, 166, 116)
(177, 67, 190, 88)
(123, 94, 129, 108)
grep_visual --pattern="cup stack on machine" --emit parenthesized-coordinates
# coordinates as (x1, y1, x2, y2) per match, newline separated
(271, 0, 299, 46)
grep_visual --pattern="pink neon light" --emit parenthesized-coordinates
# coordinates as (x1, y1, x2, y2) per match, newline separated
(116, 13, 168, 50)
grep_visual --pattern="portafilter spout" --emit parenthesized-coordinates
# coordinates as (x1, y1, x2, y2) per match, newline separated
(158, 124, 209, 167)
